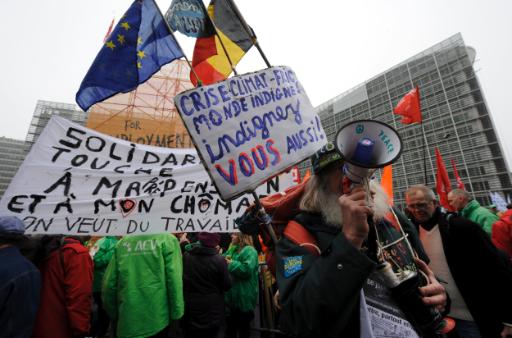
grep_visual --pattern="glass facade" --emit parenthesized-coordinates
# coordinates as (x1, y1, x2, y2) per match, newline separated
(316, 33, 511, 207)
(0, 137, 27, 198)
(26, 100, 87, 150)
(0, 100, 87, 198)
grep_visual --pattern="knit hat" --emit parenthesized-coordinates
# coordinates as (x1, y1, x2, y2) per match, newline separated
(310, 142, 343, 174)
(198, 232, 221, 248)
(0, 216, 25, 236)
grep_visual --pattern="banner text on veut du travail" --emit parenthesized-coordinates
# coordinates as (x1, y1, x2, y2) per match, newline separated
(175, 66, 327, 200)
(0, 116, 294, 235)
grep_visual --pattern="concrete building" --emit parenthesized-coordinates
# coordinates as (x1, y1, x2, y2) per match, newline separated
(0, 137, 27, 198)
(0, 100, 87, 198)
(316, 33, 511, 207)
(26, 100, 87, 150)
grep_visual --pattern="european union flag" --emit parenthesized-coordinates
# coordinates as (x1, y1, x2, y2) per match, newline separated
(76, 0, 184, 111)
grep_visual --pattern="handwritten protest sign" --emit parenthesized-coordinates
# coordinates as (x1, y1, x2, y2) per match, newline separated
(0, 116, 293, 235)
(174, 66, 327, 200)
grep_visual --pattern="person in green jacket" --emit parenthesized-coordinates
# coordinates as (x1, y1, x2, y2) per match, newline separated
(102, 233, 184, 338)
(223, 232, 259, 338)
(91, 236, 118, 337)
(448, 189, 499, 235)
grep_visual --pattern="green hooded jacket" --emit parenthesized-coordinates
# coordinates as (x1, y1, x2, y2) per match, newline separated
(92, 236, 118, 292)
(224, 244, 259, 312)
(461, 199, 499, 235)
(102, 233, 184, 338)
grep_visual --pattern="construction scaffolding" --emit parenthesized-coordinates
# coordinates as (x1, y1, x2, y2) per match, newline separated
(86, 59, 194, 148)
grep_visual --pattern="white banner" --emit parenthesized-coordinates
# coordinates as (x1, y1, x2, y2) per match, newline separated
(0, 116, 294, 235)
(174, 66, 327, 200)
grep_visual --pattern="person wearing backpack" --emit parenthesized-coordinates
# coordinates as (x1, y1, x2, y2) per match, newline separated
(274, 143, 448, 338)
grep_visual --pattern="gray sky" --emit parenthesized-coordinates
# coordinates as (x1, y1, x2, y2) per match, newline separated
(1, 0, 511, 166)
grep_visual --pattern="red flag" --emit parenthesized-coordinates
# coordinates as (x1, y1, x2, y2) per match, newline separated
(103, 18, 115, 43)
(435, 148, 453, 211)
(393, 86, 422, 124)
(291, 166, 301, 184)
(451, 159, 465, 190)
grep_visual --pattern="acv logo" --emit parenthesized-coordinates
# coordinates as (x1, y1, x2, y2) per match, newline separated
(356, 125, 364, 134)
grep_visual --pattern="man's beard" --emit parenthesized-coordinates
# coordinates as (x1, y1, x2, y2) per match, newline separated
(318, 188, 343, 228)
(317, 183, 391, 228)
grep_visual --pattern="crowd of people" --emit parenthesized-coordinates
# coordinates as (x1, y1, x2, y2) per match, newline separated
(2, 144, 512, 338)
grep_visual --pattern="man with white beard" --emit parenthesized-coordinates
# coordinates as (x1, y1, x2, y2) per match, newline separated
(275, 143, 447, 338)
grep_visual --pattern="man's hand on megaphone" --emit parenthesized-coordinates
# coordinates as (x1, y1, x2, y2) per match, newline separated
(339, 186, 373, 249)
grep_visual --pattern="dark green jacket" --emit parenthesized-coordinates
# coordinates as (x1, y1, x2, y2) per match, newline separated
(92, 236, 118, 292)
(276, 210, 430, 338)
(276, 212, 376, 338)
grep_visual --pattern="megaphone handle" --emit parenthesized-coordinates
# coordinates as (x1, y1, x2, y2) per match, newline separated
(362, 177, 372, 207)
(342, 176, 373, 207)
(342, 177, 352, 194)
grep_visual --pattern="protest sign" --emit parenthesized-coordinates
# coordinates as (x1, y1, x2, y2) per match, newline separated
(174, 66, 327, 200)
(87, 112, 193, 148)
(0, 116, 293, 235)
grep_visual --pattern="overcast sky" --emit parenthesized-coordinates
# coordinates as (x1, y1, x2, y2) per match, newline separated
(1, 0, 511, 166)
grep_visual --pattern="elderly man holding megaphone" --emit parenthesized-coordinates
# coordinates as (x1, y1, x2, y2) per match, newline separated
(274, 121, 452, 338)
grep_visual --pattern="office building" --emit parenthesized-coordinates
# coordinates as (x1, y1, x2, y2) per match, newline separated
(0, 100, 87, 198)
(26, 100, 87, 150)
(0, 137, 26, 198)
(316, 33, 511, 207)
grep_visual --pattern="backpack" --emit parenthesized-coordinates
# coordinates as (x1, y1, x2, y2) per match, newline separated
(236, 178, 320, 275)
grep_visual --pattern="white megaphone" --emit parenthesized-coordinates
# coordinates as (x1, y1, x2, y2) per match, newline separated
(335, 120, 402, 187)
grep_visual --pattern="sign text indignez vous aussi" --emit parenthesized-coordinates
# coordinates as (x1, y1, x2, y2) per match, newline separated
(174, 66, 327, 200)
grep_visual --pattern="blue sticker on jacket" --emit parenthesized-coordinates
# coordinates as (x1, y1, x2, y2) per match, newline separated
(283, 256, 303, 278)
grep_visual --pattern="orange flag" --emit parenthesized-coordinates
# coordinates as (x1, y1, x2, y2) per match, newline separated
(380, 164, 394, 205)
(393, 86, 422, 124)
(302, 169, 311, 182)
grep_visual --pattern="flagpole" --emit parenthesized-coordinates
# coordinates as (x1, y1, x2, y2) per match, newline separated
(225, 0, 272, 68)
(404, 64, 435, 185)
(150, 0, 203, 86)
(421, 124, 429, 185)
(198, 0, 239, 76)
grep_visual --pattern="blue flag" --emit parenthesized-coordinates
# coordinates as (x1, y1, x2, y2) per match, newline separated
(76, 0, 184, 111)
(165, 0, 214, 38)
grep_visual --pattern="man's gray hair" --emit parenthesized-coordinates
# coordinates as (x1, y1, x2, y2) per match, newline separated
(405, 184, 437, 202)
(448, 188, 472, 201)
(299, 174, 328, 212)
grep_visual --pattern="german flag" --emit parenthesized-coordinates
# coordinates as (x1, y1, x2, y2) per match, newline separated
(190, 0, 254, 86)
